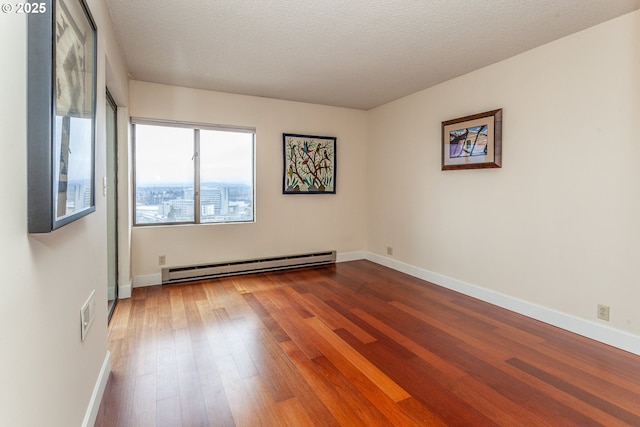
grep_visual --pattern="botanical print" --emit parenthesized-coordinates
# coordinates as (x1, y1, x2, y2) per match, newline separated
(284, 134, 336, 193)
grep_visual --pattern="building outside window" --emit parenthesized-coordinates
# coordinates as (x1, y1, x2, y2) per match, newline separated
(133, 120, 255, 226)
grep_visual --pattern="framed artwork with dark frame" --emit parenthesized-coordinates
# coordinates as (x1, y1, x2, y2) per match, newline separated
(442, 109, 502, 170)
(27, 0, 97, 233)
(283, 133, 337, 194)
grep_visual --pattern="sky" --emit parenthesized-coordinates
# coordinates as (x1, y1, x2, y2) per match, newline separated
(54, 116, 93, 185)
(135, 124, 254, 186)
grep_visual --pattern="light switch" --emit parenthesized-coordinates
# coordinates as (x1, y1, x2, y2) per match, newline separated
(81, 290, 96, 341)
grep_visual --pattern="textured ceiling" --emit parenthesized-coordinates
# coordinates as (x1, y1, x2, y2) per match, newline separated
(106, 0, 640, 110)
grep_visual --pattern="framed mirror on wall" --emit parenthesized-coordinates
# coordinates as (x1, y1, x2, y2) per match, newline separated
(27, 0, 97, 233)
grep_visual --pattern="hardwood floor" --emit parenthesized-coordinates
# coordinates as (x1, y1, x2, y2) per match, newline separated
(95, 260, 640, 426)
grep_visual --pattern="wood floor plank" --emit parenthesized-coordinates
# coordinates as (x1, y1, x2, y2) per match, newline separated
(282, 340, 389, 426)
(215, 354, 263, 427)
(241, 374, 288, 427)
(304, 319, 424, 426)
(96, 260, 640, 426)
(396, 397, 449, 427)
(108, 297, 132, 340)
(169, 287, 188, 330)
(304, 316, 411, 402)
(156, 395, 182, 427)
(389, 300, 515, 360)
(246, 327, 298, 402)
(173, 326, 210, 427)
(506, 346, 640, 414)
(155, 323, 179, 402)
(130, 373, 157, 427)
(242, 291, 296, 343)
(446, 342, 606, 426)
(508, 357, 640, 425)
(344, 308, 603, 425)
(390, 297, 640, 424)
(295, 289, 377, 344)
(189, 316, 236, 426)
(270, 307, 324, 359)
(447, 375, 557, 426)
(94, 365, 134, 426)
(276, 397, 316, 427)
(350, 307, 468, 381)
(277, 340, 341, 427)
(334, 326, 501, 426)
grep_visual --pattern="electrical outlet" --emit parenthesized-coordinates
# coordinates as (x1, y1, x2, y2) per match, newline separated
(386, 246, 393, 256)
(597, 304, 610, 321)
(159, 255, 166, 265)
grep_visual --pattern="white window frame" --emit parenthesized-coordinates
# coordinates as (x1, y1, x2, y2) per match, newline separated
(132, 118, 256, 226)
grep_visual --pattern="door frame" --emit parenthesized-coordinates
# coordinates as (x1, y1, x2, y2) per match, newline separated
(106, 89, 119, 322)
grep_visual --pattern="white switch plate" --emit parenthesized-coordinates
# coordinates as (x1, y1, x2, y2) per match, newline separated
(81, 290, 96, 341)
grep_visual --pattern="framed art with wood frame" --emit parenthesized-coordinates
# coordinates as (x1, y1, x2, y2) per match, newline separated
(442, 109, 502, 170)
(27, 0, 98, 233)
(283, 133, 337, 194)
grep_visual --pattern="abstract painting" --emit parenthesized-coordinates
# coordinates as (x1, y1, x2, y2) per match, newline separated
(442, 109, 502, 170)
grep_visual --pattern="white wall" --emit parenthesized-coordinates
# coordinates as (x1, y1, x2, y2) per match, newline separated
(0, 0, 128, 425)
(103, 5, 134, 299)
(129, 81, 368, 280)
(367, 10, 640, 337)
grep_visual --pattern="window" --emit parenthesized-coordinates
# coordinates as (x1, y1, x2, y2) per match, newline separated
(133, 119, 254, 225)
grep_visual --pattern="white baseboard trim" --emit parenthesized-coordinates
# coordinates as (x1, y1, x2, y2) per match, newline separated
(133, 273, 162, 288)
(337, 251, 367, 263)
(365, 252, 640, 356)
(118, 280, 132, 299)
(82, 351, 111, 427)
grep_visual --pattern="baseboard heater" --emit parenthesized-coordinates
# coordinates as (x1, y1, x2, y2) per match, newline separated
(161, 250, 336, 284)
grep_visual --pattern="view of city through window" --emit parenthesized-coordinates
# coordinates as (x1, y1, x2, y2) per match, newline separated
(135, 183, 253, 224)
(134, 123, 254, 225)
